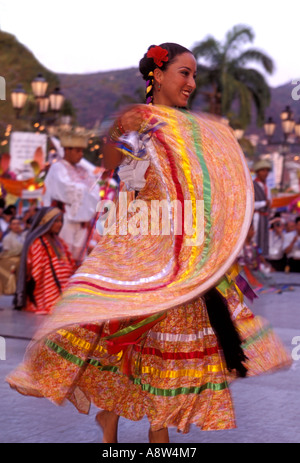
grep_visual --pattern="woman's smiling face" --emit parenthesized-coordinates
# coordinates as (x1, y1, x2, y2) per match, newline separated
(154, 52, 197, 108)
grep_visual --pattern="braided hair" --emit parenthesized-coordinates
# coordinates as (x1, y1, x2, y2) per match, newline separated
(139, 43, 192, 105)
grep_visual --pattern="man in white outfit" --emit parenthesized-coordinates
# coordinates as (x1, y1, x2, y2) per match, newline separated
(43, 129, 99, 263)
(252, 160, 272, 256)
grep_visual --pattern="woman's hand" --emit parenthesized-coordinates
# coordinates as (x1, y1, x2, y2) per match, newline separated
(119, 107, 144, 133)
(103, 107, 145, 170)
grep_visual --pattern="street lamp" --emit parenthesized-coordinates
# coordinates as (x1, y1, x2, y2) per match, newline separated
(10, 84, 28, 119)
(11, 74, 65, 122)
(263, 117, 276, 142)
(263, 106, 300, 191)
(31, 73, 48, 99)
(49, 87, 65, 112)
(280, 105, 291, 121)
(295, 120, 300, 139)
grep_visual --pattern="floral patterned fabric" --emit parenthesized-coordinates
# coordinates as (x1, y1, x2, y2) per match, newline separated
(6, 106, 291, 433)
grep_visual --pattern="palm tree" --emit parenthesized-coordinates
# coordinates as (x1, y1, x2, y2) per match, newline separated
(192, 25, 275, 129)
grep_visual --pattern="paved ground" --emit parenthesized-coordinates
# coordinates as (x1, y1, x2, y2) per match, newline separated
(0, 272, 299, 444)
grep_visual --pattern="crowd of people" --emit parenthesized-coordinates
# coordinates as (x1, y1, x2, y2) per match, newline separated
(240, 159, 300, 278)
(0, 201, 76, 313)
(0, 127, 100, 312)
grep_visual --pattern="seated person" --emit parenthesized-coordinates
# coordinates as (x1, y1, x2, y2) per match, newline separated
(2, 217, 25, 257)
(0, 218, 25, 295)
(283, 217, 300, 272)
(0, 206, 14, 243)
(267, 218, 286, 272)
(14, 207, 76, 314)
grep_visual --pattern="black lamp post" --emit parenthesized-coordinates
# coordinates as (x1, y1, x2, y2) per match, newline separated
(263, 106, 300, 191)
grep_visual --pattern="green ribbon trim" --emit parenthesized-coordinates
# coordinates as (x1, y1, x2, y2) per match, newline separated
(216, 276, 233, 296)
(45, 339, 85, 367)
(44, 325, 273, 398)
(242, 325, 272, 349)
(102, 311, 166, 341)
(132, 378, 228, 396)
(184, 112, 212, 268)
(44, 338, 229, 397)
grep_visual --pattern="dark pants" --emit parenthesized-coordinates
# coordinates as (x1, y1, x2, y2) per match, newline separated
(287, 258, 300, 273)
(267, 257, 287, 272)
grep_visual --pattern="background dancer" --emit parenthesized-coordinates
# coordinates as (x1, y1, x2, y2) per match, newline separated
(43, 130, 99, 265)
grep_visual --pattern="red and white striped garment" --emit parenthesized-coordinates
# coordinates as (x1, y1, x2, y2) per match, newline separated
(26, 237, 75, 314)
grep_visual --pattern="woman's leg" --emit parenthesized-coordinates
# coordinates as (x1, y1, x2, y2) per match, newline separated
(95, 411, 120, 443)
(149, 427, 169, 443)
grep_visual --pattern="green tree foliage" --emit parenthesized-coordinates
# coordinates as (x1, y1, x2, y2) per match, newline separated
(192, 25, 274, 129)
(0, 31, 76, 132)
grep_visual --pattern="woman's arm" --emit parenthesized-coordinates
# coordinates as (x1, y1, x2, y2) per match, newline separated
(103, 143, 124, 170)
(103, 108, 144, 170)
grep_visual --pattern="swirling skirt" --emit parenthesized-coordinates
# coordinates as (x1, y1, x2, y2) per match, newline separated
(7, 291, 291, 433)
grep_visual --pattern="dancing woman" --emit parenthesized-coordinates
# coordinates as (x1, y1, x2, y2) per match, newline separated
(7, 44, 291, 443)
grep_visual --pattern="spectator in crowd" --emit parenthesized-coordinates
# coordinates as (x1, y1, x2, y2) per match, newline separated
(283, 217, 300, 272)
(0, 206, 14, 241)
(285, 219, 296, 233)
(253, 160, 272, 256)
(238, 223, 273, 286)
(0, 217, 25, 295)
(2, 217, 25, 256)
(267, 218, 286, 271)
(5, 204, 17, 218)
(14, 207, 76, 314)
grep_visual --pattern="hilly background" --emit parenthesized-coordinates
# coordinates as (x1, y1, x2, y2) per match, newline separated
(1, 30, 300, 140)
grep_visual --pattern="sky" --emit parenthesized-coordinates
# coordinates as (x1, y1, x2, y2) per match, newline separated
(0, 0, 299, 88)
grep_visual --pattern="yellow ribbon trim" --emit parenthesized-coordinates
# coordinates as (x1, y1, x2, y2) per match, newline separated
(140, 364, 222, 379)
(57, 329, 123, 360)
(66, 286, 134, 299)
(167, 112, 198, 286)
(56, 328, 223, 378)
(224, 263, 245, 303)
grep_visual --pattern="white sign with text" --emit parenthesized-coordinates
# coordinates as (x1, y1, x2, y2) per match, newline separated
(10, 131, 47, 176)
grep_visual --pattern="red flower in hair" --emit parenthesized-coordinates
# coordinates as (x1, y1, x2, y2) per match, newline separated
(147, 46, 169, 67)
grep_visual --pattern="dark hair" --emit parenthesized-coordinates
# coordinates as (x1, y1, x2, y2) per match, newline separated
(139, 43, 193, 104)
(3, 206, 14, 216)
(296, 216, 300, 224)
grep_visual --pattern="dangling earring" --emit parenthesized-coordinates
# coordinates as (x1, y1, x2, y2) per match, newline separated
(158, 83, 161, 91)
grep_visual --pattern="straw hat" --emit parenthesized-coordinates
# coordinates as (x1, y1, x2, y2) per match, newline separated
(58, 127, 92, 149)
(253, 159, 272, 172)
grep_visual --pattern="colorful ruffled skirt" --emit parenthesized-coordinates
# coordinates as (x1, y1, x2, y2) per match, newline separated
(7, 287, 291, 433)
(6, 106, 292, 433)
